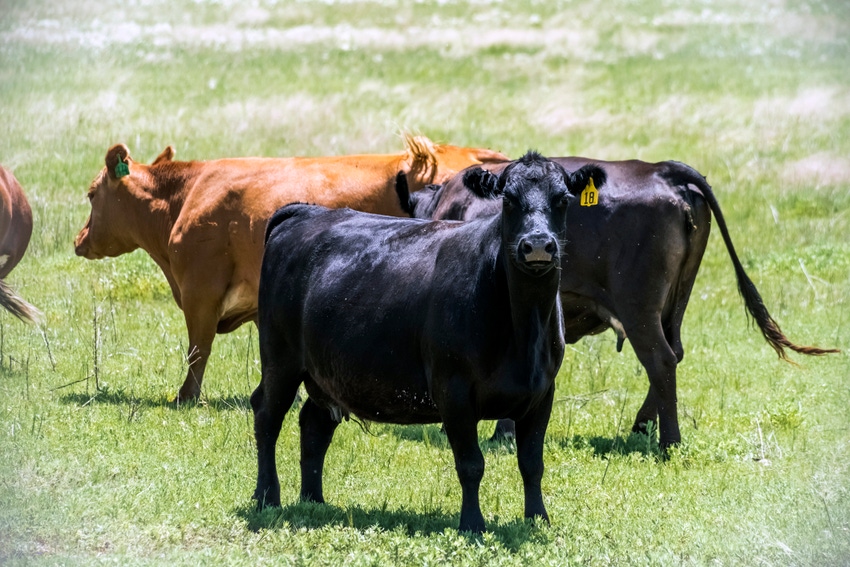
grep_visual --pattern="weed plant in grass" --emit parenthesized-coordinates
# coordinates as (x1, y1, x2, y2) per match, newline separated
(1, 0, 849, 565)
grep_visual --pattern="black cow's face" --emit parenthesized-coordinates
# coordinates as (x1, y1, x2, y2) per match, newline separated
(463, 152, 607, 276)
(500, 156, 570, 275)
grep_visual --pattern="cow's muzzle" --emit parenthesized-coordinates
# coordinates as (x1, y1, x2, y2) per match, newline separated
(518, 234, 558, 272)
(74, 230, 96, 259)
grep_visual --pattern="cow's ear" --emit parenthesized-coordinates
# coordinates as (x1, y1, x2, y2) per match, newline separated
(394, 171, 414, 216)
(566, 164, 607, 196)
(463, 167, 501, 199)
(105, 144, 132, 181)
(152, 145, 175, 165)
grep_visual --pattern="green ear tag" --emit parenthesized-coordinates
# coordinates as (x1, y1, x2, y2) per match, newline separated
(114, 158, 130, 179)
(580, 177, 598, 207)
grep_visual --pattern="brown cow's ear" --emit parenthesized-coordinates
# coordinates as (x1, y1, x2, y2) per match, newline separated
(105, 144, 132, 180)
(152, 145, 175, 165)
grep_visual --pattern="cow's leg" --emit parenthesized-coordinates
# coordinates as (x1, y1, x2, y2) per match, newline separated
(514, 385, 554, 523)
(442, 399, 486, 533)
(627, 318, 680, 449)
(632, 385, 660, 436)
(631, 317, 687, 439)
(298, 397, 339, 503)
(178, 325, 217, 403)
(489, 418, 517, 443)
(175, 293, 223, 402)
(251, 365, 301, 508)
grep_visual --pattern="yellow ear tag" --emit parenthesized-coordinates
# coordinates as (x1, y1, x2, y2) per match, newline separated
(580, 177, 598, 207)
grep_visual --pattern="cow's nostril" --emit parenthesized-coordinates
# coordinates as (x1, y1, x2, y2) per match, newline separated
(544, 240, 556, 254)
(520, 241, 533, 255)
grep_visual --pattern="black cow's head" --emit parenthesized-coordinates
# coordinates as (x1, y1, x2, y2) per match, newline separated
(394, 171, 445, 219)
(463, 151, 606, 276)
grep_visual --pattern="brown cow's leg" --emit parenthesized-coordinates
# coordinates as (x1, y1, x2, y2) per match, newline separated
(177, 340, 213, 402)
(298, 397, 339, 503)
(514, 385, 554, 524)
(176, 297, 221, 402)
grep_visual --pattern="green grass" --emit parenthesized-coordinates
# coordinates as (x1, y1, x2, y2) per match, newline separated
(1, 0, 849, 564)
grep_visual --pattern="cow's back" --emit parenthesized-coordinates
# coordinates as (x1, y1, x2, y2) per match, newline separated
(180, 155, 411, 224)
(422, 157, 713, 346)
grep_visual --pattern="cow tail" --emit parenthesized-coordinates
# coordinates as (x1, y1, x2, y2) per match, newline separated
(696, 178, 840, 359)
(0, 279, 42, 324)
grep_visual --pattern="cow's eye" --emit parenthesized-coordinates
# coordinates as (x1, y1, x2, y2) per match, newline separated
(502, 195, 516, 210)
(88, 192, 95, 201)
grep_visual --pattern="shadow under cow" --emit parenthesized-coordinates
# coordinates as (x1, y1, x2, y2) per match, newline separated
(550, 432, 661, 460)
(239, 500, 547, 551)
(58, 389, 251, 412)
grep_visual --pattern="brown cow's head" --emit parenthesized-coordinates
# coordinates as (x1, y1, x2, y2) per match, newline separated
(74, 144, 173, 259)
(402, 134, 508, 190)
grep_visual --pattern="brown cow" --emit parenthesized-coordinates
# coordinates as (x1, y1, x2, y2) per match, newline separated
(74, 135, 508, 402)
(0, 165, 40, 323)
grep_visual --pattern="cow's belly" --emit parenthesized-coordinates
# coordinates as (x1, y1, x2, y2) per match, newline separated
(220, 281, 256, 317)
(217, 281, 258, 332)
(561, 293, 613, 342)
(304, 371, 440, 425)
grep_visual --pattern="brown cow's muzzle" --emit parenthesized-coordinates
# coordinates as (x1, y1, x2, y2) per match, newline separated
(74, 224, 96, 259)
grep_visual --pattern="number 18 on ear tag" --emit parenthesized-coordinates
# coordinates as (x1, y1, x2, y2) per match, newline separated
(114, 158, 130, 179)
(580, 177, 598, 207)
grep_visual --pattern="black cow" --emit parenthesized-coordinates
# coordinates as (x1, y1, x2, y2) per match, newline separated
(251, 152, 607, 533)
(397, 157, 838, 449)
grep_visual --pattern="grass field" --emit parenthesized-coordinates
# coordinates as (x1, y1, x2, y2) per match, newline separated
(1, 0, 849, 564)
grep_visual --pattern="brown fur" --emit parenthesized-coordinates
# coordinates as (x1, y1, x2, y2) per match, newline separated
(0, 165, 41, 323)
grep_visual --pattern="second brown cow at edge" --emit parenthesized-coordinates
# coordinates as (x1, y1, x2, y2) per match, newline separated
(74, 136, 508, 402)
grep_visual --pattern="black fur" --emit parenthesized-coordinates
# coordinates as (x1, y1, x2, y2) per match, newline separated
(251, 154, 600, 533)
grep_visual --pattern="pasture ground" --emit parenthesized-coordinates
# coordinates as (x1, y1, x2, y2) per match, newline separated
(1, 0, 849, 565)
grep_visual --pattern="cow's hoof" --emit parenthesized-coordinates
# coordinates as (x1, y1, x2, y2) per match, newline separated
(253, 489, 281, 509)
(173, 391, 201, 405)
(658, 438, 680, 455)
(458, 522, 486, 535)
(299, 492, 325, 504)
(631, 420, 656, 437)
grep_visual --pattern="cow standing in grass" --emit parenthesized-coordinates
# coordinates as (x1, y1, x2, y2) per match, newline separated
(251, 152, 607, 533)
(73, 136, 507, 402)
(0, 165, 40, 323)
(397, 157, 838, 449)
